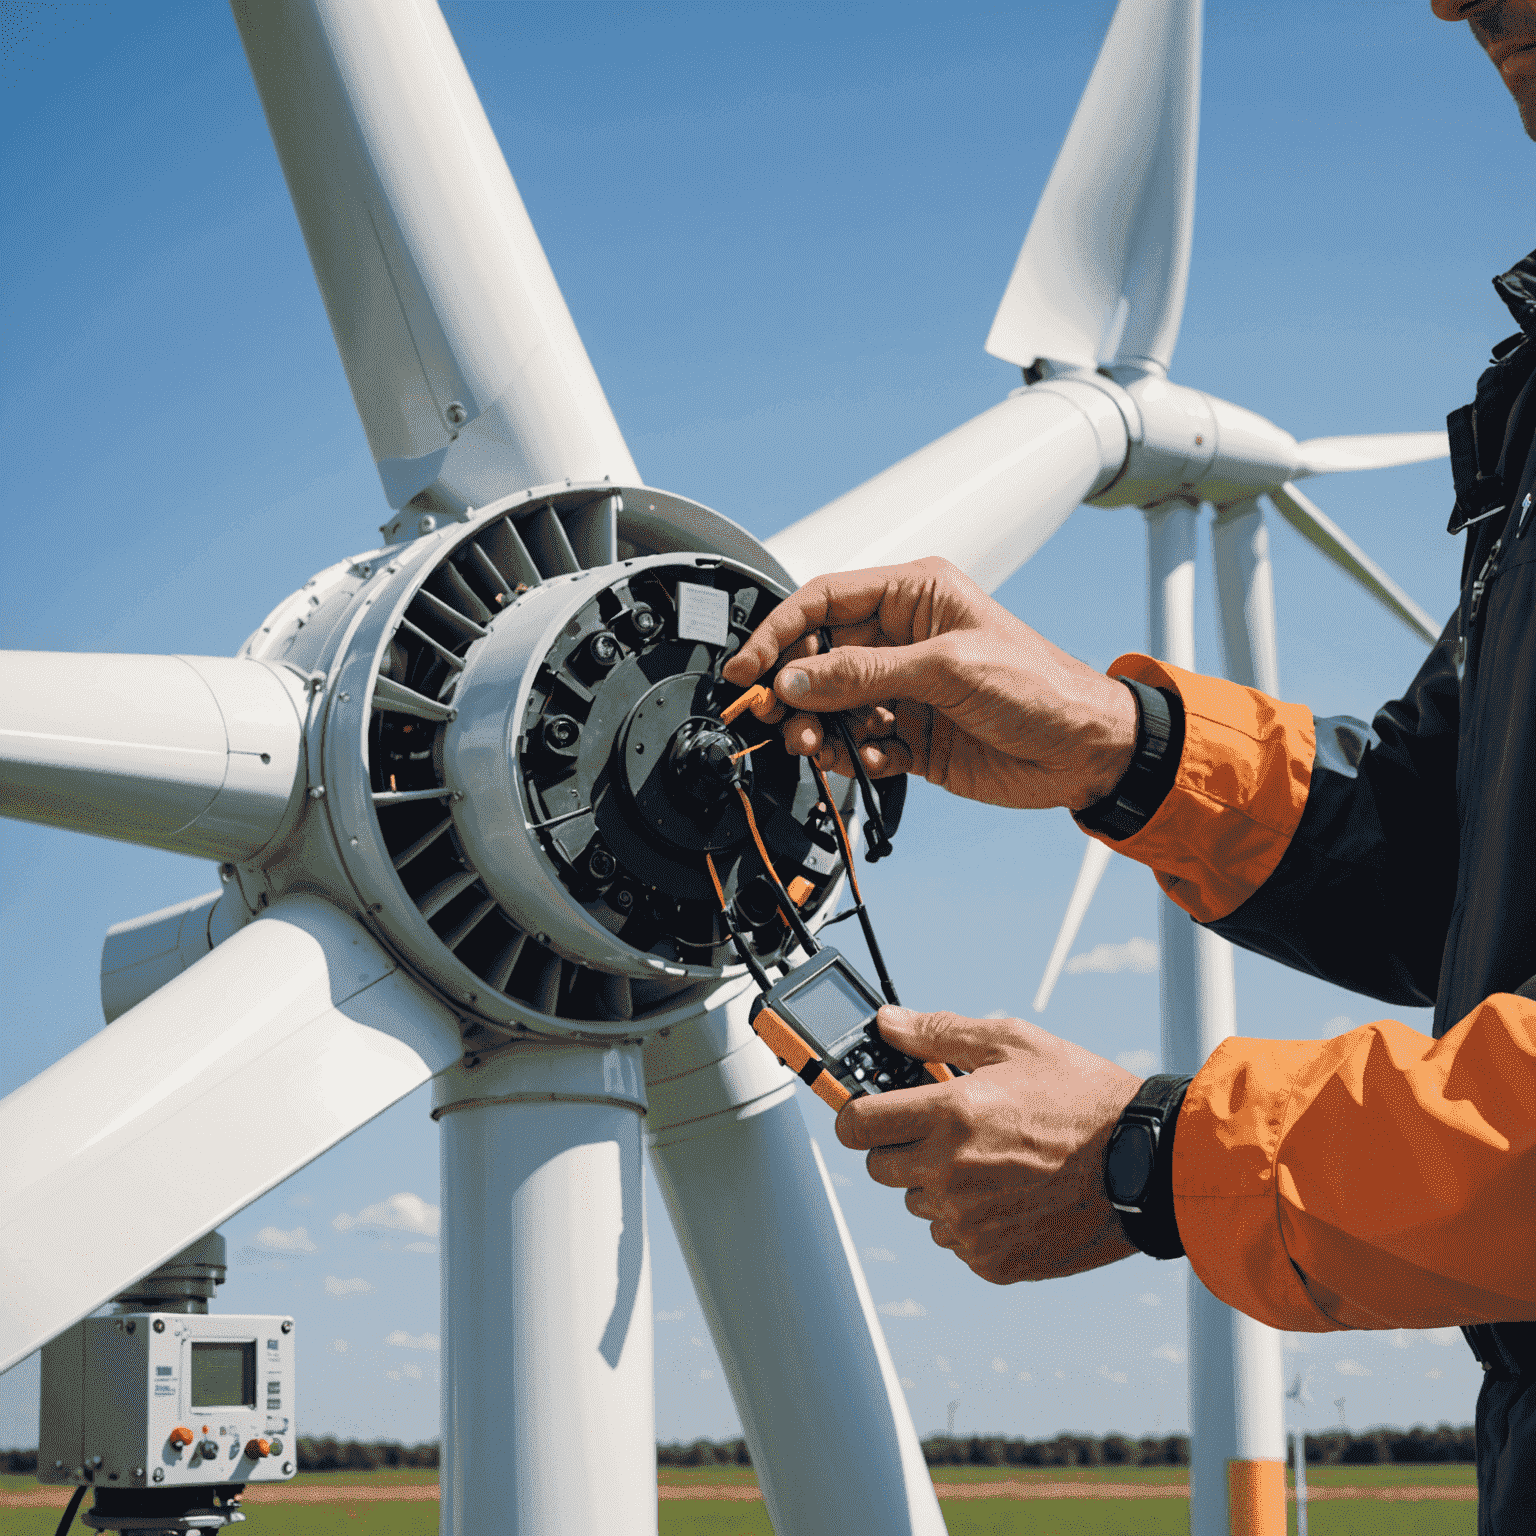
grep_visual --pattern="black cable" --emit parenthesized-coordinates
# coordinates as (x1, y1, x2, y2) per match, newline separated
(735, 787, 821, 957)
(706, 853, 774, 992)
(54, 1485, 87, 1536)
(816, 628, 894, 861)
(813, 762, 901, 1006)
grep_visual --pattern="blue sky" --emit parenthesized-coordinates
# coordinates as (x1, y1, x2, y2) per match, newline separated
(2, 0, 1530, 1449)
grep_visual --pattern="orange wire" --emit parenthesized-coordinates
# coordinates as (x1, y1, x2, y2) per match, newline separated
(720, 684, 772, 726)
(704, 852, 728, 910)
(729, 739, 770, 763)
(735, 785, 787, 890)
(811, 761, 863, 906)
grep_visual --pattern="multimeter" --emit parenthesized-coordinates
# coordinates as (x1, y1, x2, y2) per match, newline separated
(747, 946, 956, 1112)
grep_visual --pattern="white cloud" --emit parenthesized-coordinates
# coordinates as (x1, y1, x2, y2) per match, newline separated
(403, 1362, 423, 1381)
(878, 1299, 927, 1318)
(699, 1369, 714, 1381)
(333, 1192, 439, 1238)
(1152, 1343, 1185, 1363)
(982, 1010, 1011, 1020)
(991, 1358, 1008, 1374)
(1098, 1365, 1128, 1384)
(862, 1246, 897, 1263)
(1390, 1330, 1412, 1350)
(1427, 1328, 1460, 1348)
(404, 1242, 438, 1255)
(1283, 1334, 1312, 1354)
(330, 1339, 349, 1354)
(1426, 1368, 1444, 1380)
(1117, 1049, 1157, 1074)
(948, 1381, 960, 1390)
(384, 1330, 440, 1351)
(1067, 937, 1157, 976)
(1054, 1370, 1065, 1380)
(655, 1309, 684, 1323)
(324, 1276, 374, 1298)
(1335, 1359, 1372, 1377)
(829, 1170, 852, 1188)
(254, 1225, 317, 1254)
(900, 1376, 915, 1389)
(1322, 1015, 1354, 1034)
(935, 1356, 950, 1373)
(288, 1194, 312, 1209)
(385, 1369, 401, 1382)
(1136, 1292, 1161, 1307)
(690, 1337, 706, 1349)
(1017, 1371, 1032, 1382)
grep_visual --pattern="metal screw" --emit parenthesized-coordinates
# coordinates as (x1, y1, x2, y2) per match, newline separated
(544, 716, 579, 750)
(587, 848, 617, 880)
(152, 1319, 164, 1333)
(614, 889, 634, 912)
(589, 632, 620, 666)
(445, 402, 467, 427)
(153, 1469, 164, 1483)
(282, 1462, 293, 1475)
(91, 1457, 102, 1468)
(633, 606, 659, 635)
(418, 514, 437, 535)
(309, 785, 327, 800)
(281, 1319, 293, 1334)
(134, 1468, 144, 1481)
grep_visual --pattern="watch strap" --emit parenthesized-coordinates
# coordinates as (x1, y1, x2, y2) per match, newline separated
(1076, 677, 1185, 842)
(1107, 1073, 1192, 1261)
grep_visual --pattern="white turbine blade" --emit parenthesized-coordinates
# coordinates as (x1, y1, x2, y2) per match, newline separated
(1295, 430, 1449, 477)
(0, 652, 305, 861)
(986, 0, 1201, 375)
(1211, 497, 1280, 694)
(1268, 483, 1440, 645)
(767, 381, 1126, 590)
(233, 0, 638, 512)
(0, 895, 462, 1369)
(1033, 839, 1112, 1013)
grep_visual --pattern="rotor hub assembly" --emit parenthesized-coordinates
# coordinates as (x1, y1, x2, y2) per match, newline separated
(249, 484, 850, 1040)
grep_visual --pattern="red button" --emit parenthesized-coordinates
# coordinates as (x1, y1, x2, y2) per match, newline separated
(168, 1427, 193, 1449)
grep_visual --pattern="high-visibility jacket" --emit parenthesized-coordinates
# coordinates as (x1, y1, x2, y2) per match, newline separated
(1081, 250, 1536, 1347)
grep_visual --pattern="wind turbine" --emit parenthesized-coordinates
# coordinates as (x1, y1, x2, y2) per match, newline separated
(0, 3, 1447, 1536)
(1286, 1371, 1314, 1536)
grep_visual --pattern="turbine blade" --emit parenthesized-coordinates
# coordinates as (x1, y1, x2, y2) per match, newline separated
(767, 381, 1126, 590)
(1295, 431, 1449, 477)
(986, 0, 1202, 375)
(1268, 483, 1440, 645)
(0, 652, 305, 861)
(1211, 497, 1280, 694)
(0, 896, 462, 1369)
(1033, 839, 1112, 1013)
(647, 996, 944, 1532)
(233, 0, 638, 513)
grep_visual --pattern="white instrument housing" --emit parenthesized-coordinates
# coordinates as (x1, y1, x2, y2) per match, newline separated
(39, 1314, 297, 1490)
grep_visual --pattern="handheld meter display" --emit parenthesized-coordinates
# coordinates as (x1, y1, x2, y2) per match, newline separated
(748, 947, 954, 1112)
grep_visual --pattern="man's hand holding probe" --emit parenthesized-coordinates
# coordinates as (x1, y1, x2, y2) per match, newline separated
(722, 556, 1148, 1283)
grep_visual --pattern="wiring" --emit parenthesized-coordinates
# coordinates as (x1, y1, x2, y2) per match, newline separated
(734, 786, 820, 956)
(54, 1485, 87, 1536)
(811, 761, 900, 1006)
(705, 853, 774, 991)
(816, 628, 895, 861)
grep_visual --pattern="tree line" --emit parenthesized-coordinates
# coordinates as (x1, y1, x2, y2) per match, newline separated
(0, 1422, 1478, 1476)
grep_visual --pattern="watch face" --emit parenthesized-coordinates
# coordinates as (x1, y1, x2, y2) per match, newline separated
(1105, 1123, 1155, 1210)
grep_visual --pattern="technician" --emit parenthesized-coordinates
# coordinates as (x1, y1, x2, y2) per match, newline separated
(723, 1, 1536, 1526)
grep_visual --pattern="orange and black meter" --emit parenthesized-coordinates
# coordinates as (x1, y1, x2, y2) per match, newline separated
(747, 946, 955, 1113)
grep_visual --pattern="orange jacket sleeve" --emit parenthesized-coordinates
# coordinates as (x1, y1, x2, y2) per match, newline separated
(1079, 653, 1536, 1328)
(1077, 653, 1315, 923)
(1173, 998, 1536, 1330)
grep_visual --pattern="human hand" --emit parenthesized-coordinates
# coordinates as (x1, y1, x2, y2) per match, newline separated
(835, 1007, 1142, 1284)
(721, 556, 1136, 811)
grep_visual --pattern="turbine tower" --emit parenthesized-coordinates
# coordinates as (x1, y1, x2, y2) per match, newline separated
(0, 3, 1442, 1534)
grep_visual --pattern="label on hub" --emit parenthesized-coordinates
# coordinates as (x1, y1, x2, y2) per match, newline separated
(676, 583, 730, 648)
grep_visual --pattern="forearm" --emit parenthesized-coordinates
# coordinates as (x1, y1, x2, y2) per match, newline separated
(1172, 996, 1536, 1331)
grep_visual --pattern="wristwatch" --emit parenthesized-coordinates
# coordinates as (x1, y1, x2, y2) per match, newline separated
(1103, 1073, 1192, 1260)
(1076, 676, 1184, 841)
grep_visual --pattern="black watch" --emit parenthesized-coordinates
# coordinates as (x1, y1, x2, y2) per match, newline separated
(1103, 1073, 1192, 1261)
(1076, 676, 1184, 841)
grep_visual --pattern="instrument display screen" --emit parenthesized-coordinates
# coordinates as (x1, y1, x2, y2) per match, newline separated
(191, 1341, 256, 1408)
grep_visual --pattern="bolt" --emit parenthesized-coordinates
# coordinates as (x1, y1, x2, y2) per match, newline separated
(281, 1319, 293, 1334)
(445, 401, 467, 426)
(282, 1462, 293, 1475)
(153, 1469, 164, 1483)
(153, 1319, 165, 1333)
(632, 606, 659, 635)
(124, 1320, 135, 1333)
(589, 632, 620, 667)
(614, 889, 634, 911)
(418, 514, 437, 535)
(134, 1468, 144, 1481)
(309, 785, 327, 800)
(91, 1457, 102, 1468)
(543, 715, 579, 751)
(587, 848, 617, 880)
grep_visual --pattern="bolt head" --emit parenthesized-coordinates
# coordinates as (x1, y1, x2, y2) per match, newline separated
(445, 401, 467, 427)
(153, 1469, 165, 1483)
(587, 848, 617, 880)
(589, 632, 620, 666)
(282, 1318, 293, 1333)
(152, 1319, 165, 1333)
(124, 1320, 135, 1333)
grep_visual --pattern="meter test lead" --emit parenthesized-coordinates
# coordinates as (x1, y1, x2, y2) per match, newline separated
(709, 680, 957, 1114)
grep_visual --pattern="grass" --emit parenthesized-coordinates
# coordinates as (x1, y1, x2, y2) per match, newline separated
(0, 1500, 1479, 1535)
